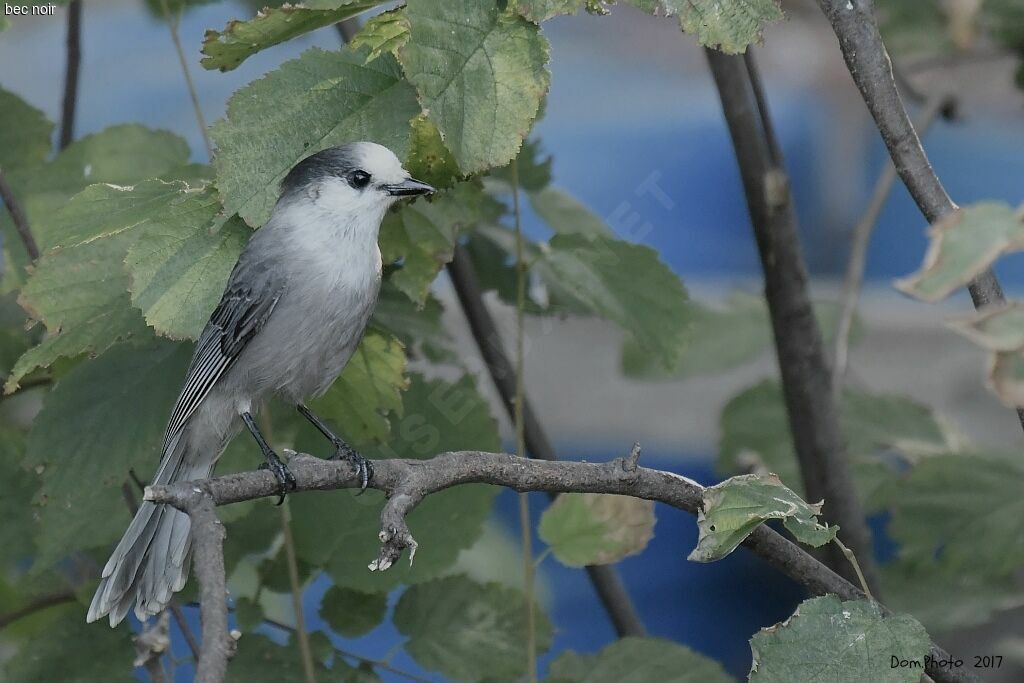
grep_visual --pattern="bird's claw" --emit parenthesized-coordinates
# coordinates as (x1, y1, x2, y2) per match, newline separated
(332, 442, 373, 494)
(258, 458, 297, 505)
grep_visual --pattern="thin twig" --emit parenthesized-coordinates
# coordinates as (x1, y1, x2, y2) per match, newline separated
(334, 18, 360, 43)
(814, 0, 1024, 434)
(59, 0, 82, 150)
(0, 170, 40, 261)
(146, 450, 979, 683)
(833, 538, 874, 603)
(705, 48, 879, 593)
(510, 159, 538, 682)
(281, 501, 317, 683)
(0, 591, 76, 630)
(446, 248, 648, 638)
(157, 0, 213, 159)
(832, 92, 952, 394)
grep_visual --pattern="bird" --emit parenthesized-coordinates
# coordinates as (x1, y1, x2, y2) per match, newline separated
(87, 142, 435, 626)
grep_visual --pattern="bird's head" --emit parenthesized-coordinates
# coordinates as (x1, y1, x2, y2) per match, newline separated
(278, 142, 435, 220)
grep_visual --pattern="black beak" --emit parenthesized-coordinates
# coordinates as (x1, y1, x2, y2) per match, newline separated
(386, 178, 436, 197)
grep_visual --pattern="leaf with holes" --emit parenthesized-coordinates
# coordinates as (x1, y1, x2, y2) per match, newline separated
(212, 48, 420, 227)
(627, 0, 783, 53)
(896, 202, 1024, 302)
(689, 473, 837, 562)
(350, 7, 410, 63)
(539, 493, 655, 567)
(399, 0, 550, 173)
(749, 595, 930, 683)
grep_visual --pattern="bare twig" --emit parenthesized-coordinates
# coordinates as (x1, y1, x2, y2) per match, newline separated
(446, 246, 648, 637)
(705, 49, 879, 593)
(59, 0, 82, 150)
(157, 0, 213, 159)
(832, 92, 953, 393)
(147, 449, 978, 683)
(0, 590, 76, 630)
(814, 0, 1024, 434)
(0, 170, 40, 261)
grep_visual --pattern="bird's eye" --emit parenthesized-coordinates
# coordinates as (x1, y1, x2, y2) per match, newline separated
(350, 170, 371, 189)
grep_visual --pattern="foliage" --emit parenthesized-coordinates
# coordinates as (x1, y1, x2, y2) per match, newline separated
(549, 636, 733, 682)
(538, 492, 655, 567)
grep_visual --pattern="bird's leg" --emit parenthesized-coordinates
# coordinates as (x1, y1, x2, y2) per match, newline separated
(296, 403, 372, 492)
(241, 411, 296, 505)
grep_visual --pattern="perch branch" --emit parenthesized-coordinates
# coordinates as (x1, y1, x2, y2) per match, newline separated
(146, 449, 977, 683)
(814, 0, 1024, 432)
(705, 49, 878, 592)
(447, 245, 648, 637)
(0, 170, 40, 261)
(59, 0, 82, 150)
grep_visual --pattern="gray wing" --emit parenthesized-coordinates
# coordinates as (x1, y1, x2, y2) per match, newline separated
(160, 250, 283, 452)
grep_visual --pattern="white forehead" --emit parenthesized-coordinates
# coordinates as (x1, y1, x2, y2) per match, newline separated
(353, 142, 407, 184)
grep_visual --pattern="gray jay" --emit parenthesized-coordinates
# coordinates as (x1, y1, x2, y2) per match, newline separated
(88, 142, 434, 626)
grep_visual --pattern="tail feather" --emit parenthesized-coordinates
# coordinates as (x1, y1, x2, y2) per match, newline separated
(87, 434, 216, 627)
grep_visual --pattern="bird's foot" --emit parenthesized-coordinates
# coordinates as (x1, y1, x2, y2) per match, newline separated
(331, 441, 373, 494)
(258, 452, 297, 505)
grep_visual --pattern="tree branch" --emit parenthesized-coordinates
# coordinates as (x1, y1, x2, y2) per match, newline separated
(146, 449, 978, 683)
(59, 0, 83, 151)
(446, 245, 648, 637)
(704, 49, 879, 592)
(0, 590, 76, 630)
(814, 3, 1024, 437)
(0, 170, 40, 261)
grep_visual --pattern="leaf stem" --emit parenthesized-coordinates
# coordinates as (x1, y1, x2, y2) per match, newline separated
(833, 538, 874, 603)
(157, 0, 214, 159)
(511, 159, 537, 683)
(0, 169, 40, 262)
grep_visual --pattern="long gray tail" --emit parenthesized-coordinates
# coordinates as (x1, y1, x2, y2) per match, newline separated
(87, 435, 214, 627)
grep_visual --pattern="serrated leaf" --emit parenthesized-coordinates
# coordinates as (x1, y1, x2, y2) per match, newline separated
(394, 575, 552, 682)
(718, 380, 953, 494)
(25, 340, 191, 568)
(539, 493, 654, 567)
(320, 585, 387, 637)
(0, 86, 53, 170)
(689, 473, 837, 562)
(529, 187, 612, 237)
(404, 114, 462, 190)
(549, 636, 732, 683)
(371, 281, 454, 362)
(626, 0, 782, 53)
(949, 302, 1024, 351)
(517, 0, 584, 23)
(896, 202, 1024, 302)
(308, 330, 407, 447)
(350, 7, 410, 63)
(380, 182, 491, 303)
(888, 452, 1024, 577)
(201, 0, 382, 72)
(212, 48, 420, 227)
(486, 138, 552, 193)
(399, 0, 551, 173)
(126, 200, 248, 340)
(535, 233, 690, 371)
(2, 607, 137, 682)
(291, 374, 500, 592)
(749, 595, 930, 683)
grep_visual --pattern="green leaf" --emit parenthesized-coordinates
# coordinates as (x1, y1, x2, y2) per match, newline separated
(291, 374, 500, 592)
(487, 138, 552, 193)
(529, 187, 613, 237)
(404, 114, 462, 191)
(308, 330, 408, 447)
(748, 595, 930, 683)
(25, 340, 191, 568)
(126, 199, 248, 340)
(0, 86, 53, 170)
(234, 596, 265, 632)
(394, 575, 552, 682)
(212, 48, 420, 227)
(399, 0, 551, 173)
(2, 606, 137, 683)
(626, 0, 783, 53)
(517, 0, 584, 23)
(350, 7, 410, 63)
(226, 633, 377, 682)
(688, 473, 837, 562)
(539, 493, 655, 567)
(896, 202, 1024, 302)
(535, 233, 690, 371)
(201, 0, 383, 72)
(949, 302, 1024, 351)
(319, 585, 387, 637)
(888, 452, 1024, 577)
(371, 282, 454, 362)
(718, 380, 953, 494)
(0, 425, 37, 562)
(380, 182, 492, 303)
(549, 636, 732, 683)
